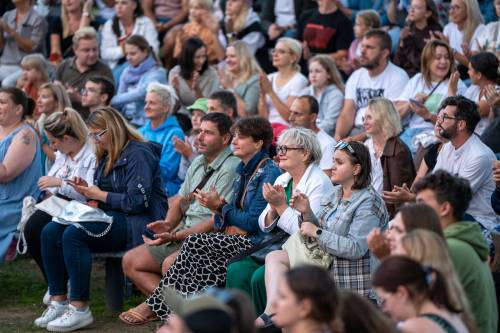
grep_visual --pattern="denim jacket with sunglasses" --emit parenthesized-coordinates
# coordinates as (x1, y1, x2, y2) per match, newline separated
(94, 140, 168, 248)
(309, 185, 389, 297)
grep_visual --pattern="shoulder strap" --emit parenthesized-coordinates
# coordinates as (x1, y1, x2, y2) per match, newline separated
(239, 157, 271, 209)
(191, 153, 233, 195)
(419, 313, 459, 333)
(227, 229, 288, 265)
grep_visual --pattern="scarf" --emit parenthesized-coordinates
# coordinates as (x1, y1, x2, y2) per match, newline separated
(119, 55, 157, 93)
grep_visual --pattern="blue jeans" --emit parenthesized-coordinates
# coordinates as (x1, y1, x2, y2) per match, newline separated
(41, 211, 128, 301)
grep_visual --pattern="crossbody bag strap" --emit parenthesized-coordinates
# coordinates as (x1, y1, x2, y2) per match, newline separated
(239, 157, 271, 209)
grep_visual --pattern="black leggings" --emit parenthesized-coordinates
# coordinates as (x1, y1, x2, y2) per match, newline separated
(24, 209, 53, 282)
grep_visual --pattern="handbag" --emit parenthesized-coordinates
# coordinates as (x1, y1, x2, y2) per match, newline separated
(282, 231, 333, 269)
(35, 196, 114, 238)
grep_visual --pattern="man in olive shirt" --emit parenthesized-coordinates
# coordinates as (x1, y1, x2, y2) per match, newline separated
(56, 27, 114, 119)
(122, 112, 240, 298)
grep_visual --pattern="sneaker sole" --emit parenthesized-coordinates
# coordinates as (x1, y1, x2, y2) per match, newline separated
(46, 316, 94, 332)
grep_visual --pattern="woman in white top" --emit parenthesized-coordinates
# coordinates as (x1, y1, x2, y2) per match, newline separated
(438, 0, 484, 79)
(24, 108, 96, 295)
(395, 39, 467, 154)
(300, 55, 345, 137)
(476, 0, 500, 55)
(258, 37, 308, 125)
(100, 0, 159, 70)
(466, 52, 500, 135)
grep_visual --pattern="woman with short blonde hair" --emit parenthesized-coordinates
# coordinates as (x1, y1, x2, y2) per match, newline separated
(363, 98, 415, 216)
(258, 37, 308, 125)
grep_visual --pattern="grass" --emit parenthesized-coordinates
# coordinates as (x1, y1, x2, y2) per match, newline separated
(0, 256, 161, 332)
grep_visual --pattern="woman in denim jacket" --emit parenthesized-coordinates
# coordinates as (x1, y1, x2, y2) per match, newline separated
(142, 116, 282, 322)
(258, 141, 388, 327)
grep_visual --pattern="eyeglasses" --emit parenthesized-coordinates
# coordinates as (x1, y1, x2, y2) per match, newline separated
(276, 145, 303, 155)
(436, 113, 461, 122)
(448, 5, 462, 11)
(271, 48, 292, 55)
(80, 87, 100, 95)
(88, 128, 108, 141)
(335, 141, 356, 155)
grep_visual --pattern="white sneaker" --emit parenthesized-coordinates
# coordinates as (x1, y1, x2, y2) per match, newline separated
(43, 288, 50, 305)
(46, 304, 94, 332)
(34, 301, 68, 328)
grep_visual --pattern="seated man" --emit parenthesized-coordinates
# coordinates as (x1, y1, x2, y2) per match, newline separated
(139, 83, 185, 197)
(56, 27, 114, 119)
(288, 95, 336, 176)
(120, 112, 240, 324)
(414, 171, 498, 333)
(335, 29, 409, 141)
(81, 76, 115, 112)
(207, 90, 238, 120)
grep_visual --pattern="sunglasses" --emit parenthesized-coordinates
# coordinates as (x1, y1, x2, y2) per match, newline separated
(335, 141, 356, 155)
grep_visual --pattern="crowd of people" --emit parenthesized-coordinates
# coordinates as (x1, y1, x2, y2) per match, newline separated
(0, 0, 499, 332)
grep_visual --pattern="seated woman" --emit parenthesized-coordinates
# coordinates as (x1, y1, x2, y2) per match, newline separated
(226, 128, 335, 316)
(373, 256, 470, 333)
(19, 54, 51, 120)
(363, 98, 416, 217)
(100, 0, 159, 78)
(271, 265, 338, 333)
(258, 141, 388, 326)
(120, 116, 281, 323)
(34, 107, 167, 332)
(466, 52, 499, 135)
(259, 37, 308, 126)
(220, 0, 266, 55)
(219, 41, 261, 117)
(300, 54, 345, 137)
(368, 203, 443, 260)
(170, 0, 225, 65)
(169, 37, 220, 112)
(395, 39, 467, 154)
(24, 108, 96, 304)
(393, 0, 442, 78)
(476, 0, 500, 55)
(36, 83, 72, 172)
(0, 87, 42, 263)
(440, 0, 485, 80)
(111, 35, 167, 128)
(46, 0, 96, 64)
(396, 229, 475, 332)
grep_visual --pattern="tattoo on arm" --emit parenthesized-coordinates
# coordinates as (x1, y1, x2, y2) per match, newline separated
(21, 132, 31, 145)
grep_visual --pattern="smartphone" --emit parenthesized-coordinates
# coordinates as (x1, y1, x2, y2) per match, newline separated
(409, 98, 424, 108)
(143, 228, 156, 240)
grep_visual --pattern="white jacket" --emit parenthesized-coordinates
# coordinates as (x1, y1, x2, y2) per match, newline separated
(258, 163, 335, 235)
(100, 16, 159, 69)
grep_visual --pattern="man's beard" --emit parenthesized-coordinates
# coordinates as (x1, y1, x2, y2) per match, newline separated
(361, 57, 380, 70)
(439, 123, 458, 140)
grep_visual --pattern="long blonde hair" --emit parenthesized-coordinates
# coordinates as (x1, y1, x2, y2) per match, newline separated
(459, 0, 484, 44)
(39, 82, 72, 114)
(61, 0, 84, 38)
(228, 41, 261, 84)
(402, 230, 477, 333)
(225, 0, 250, 34)
(86, 107, 144, 175)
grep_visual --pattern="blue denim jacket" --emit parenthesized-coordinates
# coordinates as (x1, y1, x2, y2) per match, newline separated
(214, 150, 282, 244)
(94, 140, 168, 248)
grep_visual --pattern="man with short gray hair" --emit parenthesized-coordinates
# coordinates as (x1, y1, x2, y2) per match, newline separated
(56, 27, 114, 119)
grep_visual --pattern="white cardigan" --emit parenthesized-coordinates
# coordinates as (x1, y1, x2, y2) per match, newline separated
(100, 16, 159, 69)
(258, 163, 335, 235)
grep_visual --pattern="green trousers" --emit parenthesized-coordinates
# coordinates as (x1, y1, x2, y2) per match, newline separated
(226, 257, 266, 315)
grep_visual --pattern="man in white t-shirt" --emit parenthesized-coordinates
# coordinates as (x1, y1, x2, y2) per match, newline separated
(289, 95, 336, 176)
(335, 29, 409, 141)
(433, 96, 498, 231)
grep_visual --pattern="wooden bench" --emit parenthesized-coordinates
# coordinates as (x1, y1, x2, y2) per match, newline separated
(93, 252, 125, 312)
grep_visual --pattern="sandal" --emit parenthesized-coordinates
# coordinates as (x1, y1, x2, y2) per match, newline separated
(258, 313, 275, 327)
(119, 308, 160, 326)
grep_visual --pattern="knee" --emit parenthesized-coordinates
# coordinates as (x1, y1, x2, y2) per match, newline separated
(122, 246, 140, 273)
(61, 225, 85, 249)
(250, 268, 265, 289)
(41, 222, 62, 244)
(265, 250, 284, 265)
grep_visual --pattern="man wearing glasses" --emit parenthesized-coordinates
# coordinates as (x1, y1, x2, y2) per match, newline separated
(433, 96, 498, 232)
(81, 76, 116, 113)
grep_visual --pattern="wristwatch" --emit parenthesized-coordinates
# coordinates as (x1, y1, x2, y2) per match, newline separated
(315, 228, 323, 237)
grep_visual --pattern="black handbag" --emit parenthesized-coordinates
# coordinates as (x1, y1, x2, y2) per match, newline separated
(228, 228, 288, 265)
